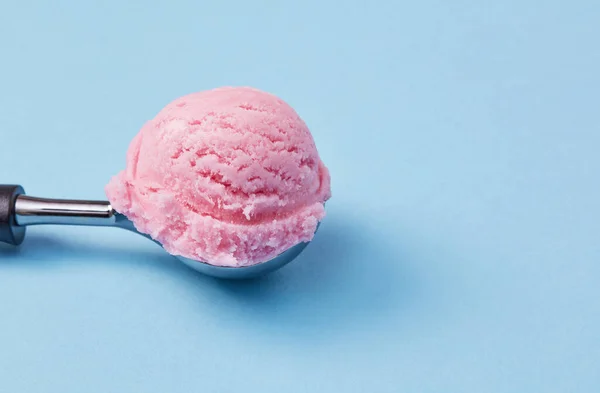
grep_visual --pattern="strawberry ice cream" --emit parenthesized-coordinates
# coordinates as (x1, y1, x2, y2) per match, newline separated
(106, 87, 331, 267)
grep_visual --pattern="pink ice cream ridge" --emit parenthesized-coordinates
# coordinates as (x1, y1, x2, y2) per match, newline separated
(106, 87, 331, 267)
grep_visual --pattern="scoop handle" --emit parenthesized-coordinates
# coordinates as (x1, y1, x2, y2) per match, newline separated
(0, 185, 27, 245)
(0, 185, 135, 246)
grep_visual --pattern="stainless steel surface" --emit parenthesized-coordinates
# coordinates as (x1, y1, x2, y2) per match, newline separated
(15, 196, 117, 226)
(13, 195, 309, 279)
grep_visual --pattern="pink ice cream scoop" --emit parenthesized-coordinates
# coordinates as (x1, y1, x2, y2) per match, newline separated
(106, 87, 331, 271)
(0, 87, 330, 279)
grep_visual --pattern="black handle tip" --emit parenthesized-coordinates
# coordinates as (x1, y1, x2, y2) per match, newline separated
(0, 185, 26, 246)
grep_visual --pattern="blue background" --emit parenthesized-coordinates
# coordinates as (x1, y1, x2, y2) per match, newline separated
(1, 0, 599, 391)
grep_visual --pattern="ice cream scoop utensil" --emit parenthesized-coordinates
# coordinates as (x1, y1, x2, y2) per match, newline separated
(0, 185, 309, 279)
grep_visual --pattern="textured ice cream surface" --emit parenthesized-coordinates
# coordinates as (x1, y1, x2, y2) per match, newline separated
(106, 87, 331, 267)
